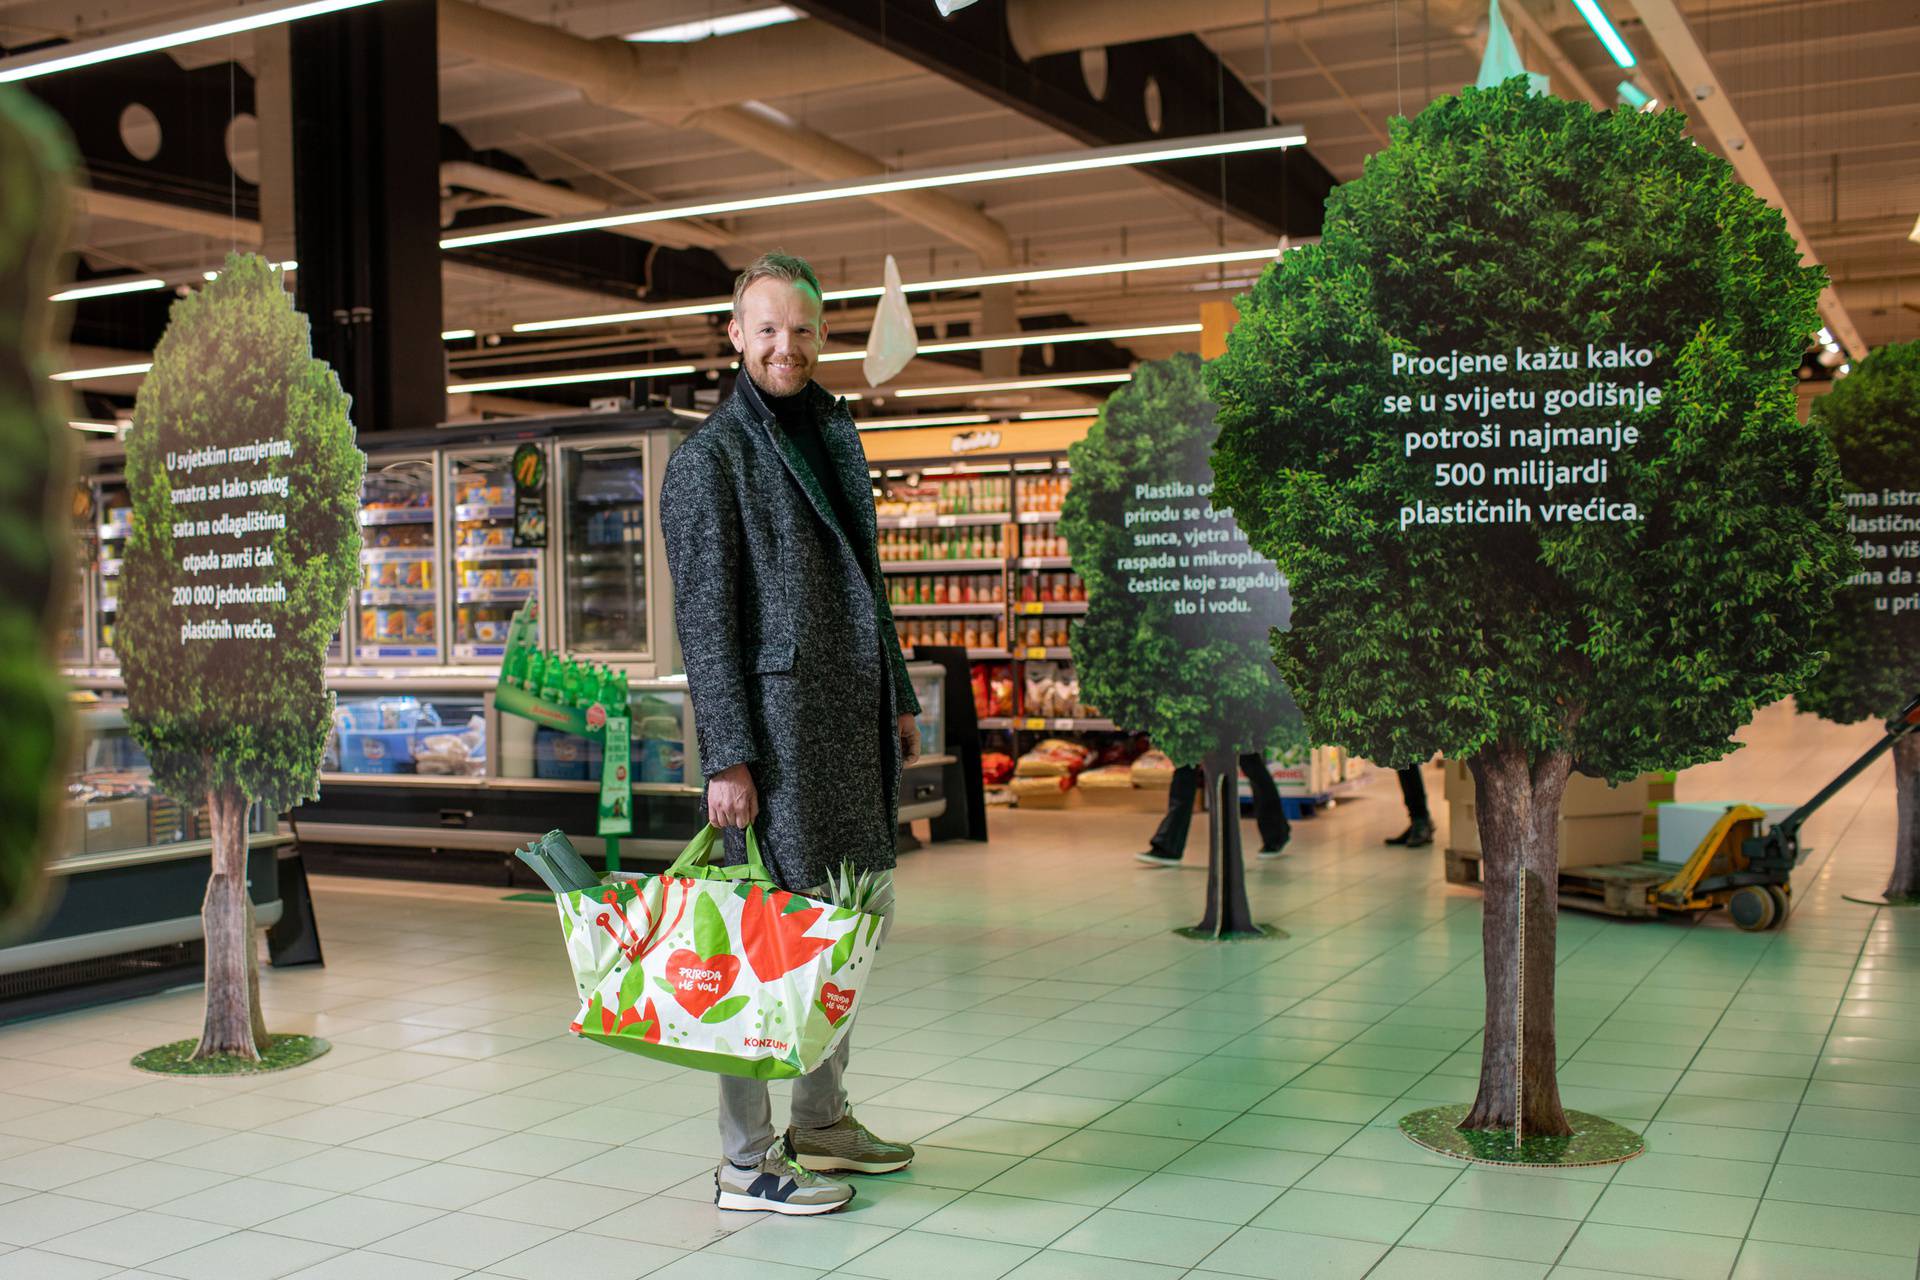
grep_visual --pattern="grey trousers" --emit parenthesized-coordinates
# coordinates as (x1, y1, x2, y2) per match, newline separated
(719, 879, 894, 1166)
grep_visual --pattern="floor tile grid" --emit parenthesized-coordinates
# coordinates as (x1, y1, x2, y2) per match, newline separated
(0, 702, 1906, 1278)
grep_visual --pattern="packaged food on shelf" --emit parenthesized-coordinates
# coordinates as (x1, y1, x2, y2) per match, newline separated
(981, 751, 1015, 785)
(1131, 749, 1176, 787)
(413, 715, 487, 776)
(1023, 662, 1096, 719)
(1015, 737, 1092, 778)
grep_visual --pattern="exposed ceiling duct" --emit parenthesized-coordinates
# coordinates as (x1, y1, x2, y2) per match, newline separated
(438, 160, 731, 251)
(1002, 0, 1484, 61)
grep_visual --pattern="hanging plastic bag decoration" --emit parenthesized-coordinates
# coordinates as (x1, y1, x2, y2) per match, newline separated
(863, 254, 920, 388)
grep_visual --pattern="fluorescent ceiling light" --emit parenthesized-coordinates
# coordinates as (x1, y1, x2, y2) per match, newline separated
(67, 419, 124, 433)
(0, 0, 382, 83)
(1572, 0, 1636, 68)
(516, 248, 1286, 335)
(51, 277, 166, 302)
(51, 361, 153, 382)
(1616, 80, 1650, 109)
(624, 5, 801, 42)
(1018, 408, 1098, 420)
(441, 328, 477, 341)
(817, 321, 1201, 364)
(448, 364, 697, 395)
(855, 413, 993, 431)
(1908, 215, 1920, 246)
(893, 372, 1131, 399)
(442, 127, 1306, 250)
(202, 258, 296, 281)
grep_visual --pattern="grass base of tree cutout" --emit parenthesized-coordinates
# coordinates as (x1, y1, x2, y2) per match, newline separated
(1399, 1104, 1644, 1168)
(1061, 354, 1302, 940)
(1208, 80, 1851, 1140)
(133, 1035, 330, 1076)
(0, 87, 79, 929)
(121, 253, 363, 1065)
(1797, 341, 1920, 906)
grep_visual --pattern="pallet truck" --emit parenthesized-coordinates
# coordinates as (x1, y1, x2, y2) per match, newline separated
(1445, 694, 1920, 930)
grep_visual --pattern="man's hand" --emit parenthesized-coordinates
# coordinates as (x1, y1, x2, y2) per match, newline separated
(707, 763, 759, 829)
(898, 714, 922, 768)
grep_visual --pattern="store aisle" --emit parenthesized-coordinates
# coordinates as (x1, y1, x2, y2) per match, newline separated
(0, 702, 1912, 1280)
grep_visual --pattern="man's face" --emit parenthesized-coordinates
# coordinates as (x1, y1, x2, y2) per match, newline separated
(728, 276, 826, 398)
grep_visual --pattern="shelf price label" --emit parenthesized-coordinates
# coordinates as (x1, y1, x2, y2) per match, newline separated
(1020, 602, 1044, 615)
(1026, 646, 1047, 659)
(1022, 717, 1046, 730)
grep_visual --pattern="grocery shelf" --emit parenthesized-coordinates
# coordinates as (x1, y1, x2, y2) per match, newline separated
(359, 507, 435, 526)
(979, 717, 1014, 730)
(456, 586, 536, 604)
(1016, 557, 1072, 570)
(1013, 716, 1115, 731)
(361, 547, 435, 564)
(1016, 647, 1075, 661)
(1014, 601, 1088, 615)
(455, 503, 515, 521)
(891, 603, 1006, 617)
(881, 559, 1004, 575)
(454, 545, 538, 561)
(453, 642, 506, 659)
(1016, 511, 1062, 524)
(98, 522, 131, 541)
(876, 512, 1009, 529)
(360, 588, 436, 606)
(98, 558, 122, 577)
(966, 648, 1012, 660)
(357, 644, 440, 661)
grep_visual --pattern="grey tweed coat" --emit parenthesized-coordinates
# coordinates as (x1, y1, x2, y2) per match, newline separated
(660, 376, 920, 890)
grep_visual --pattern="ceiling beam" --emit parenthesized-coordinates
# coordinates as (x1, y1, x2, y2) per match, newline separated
(1635, 0, 1869, 357)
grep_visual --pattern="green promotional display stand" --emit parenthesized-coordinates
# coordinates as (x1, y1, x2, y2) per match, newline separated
(493, 601, 631, 874)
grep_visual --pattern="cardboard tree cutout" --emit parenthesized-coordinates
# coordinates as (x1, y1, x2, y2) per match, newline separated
(1208, 81, 1850, 1138)
(121, 253, 363, 1061)
(1061, 354, 1301, 937)
(0, 87, 76, 925)
(1797, 341, 1920, 902)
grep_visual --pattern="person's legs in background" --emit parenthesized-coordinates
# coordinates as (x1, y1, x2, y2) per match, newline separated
(1137, 764, 1201, 867)
(1239, 753, 1292, 858)
(1386, 763, 1435, 846)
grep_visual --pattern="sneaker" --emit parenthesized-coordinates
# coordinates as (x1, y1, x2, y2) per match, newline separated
(789, 1108, 914, 1174)
(1385, 820, 1436, 848)
(1135, 850, 1184, 868)
(1257, 841, 1289, 860)
(714, 1136, 854, 1215)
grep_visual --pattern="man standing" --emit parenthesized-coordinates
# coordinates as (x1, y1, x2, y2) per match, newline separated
(661, 252, 921, 1216)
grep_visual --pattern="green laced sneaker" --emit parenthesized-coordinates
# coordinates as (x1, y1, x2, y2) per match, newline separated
(789, 1108, 915, 1174)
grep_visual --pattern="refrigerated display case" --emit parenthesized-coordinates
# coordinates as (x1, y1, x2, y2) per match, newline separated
(58, 482, 92, 666)
(559, 439, 649, 657)
(356, 458, 440, 662)
(449, 451, 541, 663)
(94, 478, 131, 663)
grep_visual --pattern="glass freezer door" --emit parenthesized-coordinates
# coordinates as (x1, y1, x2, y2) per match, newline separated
(559, 441, 648, 657)
(449, 451, 542, 662)
(94, 479, 131, 664)
(355, 458, 439, 662)
(59, 482, 92, 665)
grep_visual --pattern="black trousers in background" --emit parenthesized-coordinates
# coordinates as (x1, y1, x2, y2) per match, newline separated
(1398, 765, 1431, 823)
(1150, 755, 1291, 859)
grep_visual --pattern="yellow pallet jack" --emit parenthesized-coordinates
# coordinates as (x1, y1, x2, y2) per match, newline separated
(1650, 693, 1920, 931)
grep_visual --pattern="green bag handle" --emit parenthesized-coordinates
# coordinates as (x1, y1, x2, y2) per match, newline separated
(664, 824, 775, 886)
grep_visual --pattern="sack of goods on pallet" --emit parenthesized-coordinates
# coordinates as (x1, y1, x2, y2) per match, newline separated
(1130, 749, 1176, 789)
(1078, 761, 1166, 813)
(1011, 773, 1078, 809)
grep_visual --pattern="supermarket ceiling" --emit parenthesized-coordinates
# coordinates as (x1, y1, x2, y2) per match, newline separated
(14, 0, 1920, 426)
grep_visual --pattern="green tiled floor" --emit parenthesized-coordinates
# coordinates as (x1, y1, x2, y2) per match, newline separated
(0, 700, 1915, 1277)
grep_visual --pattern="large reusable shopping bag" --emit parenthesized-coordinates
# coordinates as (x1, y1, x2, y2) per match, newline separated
(548, 826, 884, 1079)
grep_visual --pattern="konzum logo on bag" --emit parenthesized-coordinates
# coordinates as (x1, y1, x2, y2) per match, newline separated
(743, 1037, 790, 1051)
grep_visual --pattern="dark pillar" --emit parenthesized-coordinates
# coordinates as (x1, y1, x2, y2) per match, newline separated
(290, 0, 444, 433)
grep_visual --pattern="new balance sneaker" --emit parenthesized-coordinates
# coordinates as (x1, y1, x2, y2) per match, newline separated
(789, 1108, 915, 1174)
(714, 1137, 854, 1215)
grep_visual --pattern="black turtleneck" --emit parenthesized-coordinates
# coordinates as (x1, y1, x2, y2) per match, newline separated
(765, 384, 864, 562)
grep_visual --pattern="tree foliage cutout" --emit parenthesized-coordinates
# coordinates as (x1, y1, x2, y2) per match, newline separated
(1209, 81, 1850, 1134)
(1796, 341, 1920, 899)
(122, 253, 362, 1059)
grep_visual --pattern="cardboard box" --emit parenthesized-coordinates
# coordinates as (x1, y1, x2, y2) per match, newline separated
(1657, 801, 1796, 863)
(1442, 761, 1650, 816)
(82, 795, 150, 854)
(1448, 800, 1645, 869)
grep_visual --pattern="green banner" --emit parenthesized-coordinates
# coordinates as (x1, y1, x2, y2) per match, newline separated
(599, 715, 631, 836)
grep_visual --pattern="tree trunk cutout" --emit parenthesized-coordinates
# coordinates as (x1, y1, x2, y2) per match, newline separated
(1889, 734, 1920, 902)
(1462, 746, 1571, 1137)
(194, 782, 267, 1061)
(1194, 750, 1260, 937)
